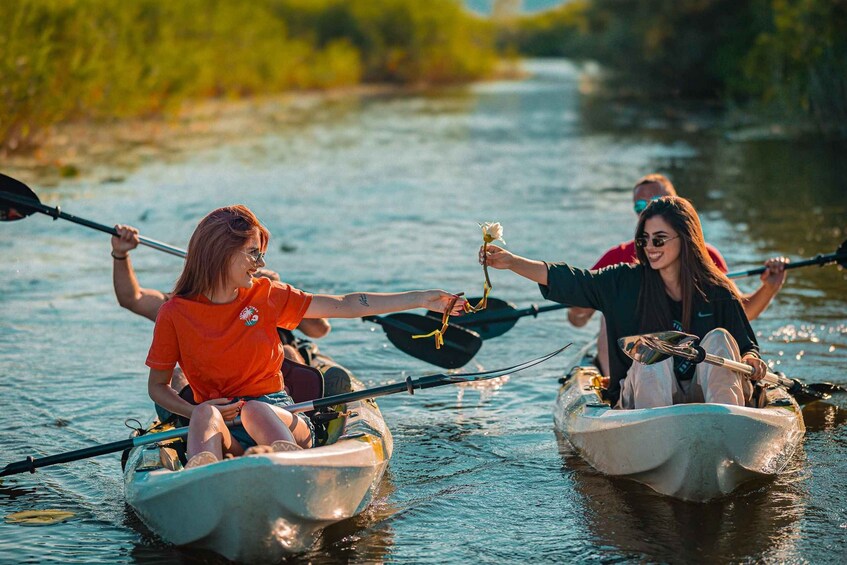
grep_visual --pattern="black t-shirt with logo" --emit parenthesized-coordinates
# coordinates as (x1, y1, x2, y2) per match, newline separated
(540, 262, 759, 405)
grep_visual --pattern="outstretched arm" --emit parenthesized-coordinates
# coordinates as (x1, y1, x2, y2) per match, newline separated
(112, 225, 169, 321)
(304, 290, 466, 319)
(740, 257, 789, 321)
(480, 243, 549, 285)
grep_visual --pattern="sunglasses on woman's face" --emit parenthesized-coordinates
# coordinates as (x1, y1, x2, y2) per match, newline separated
(635, 234, 680, 248)
(241, 249, 266, 264)
(633, 195, 662, 214)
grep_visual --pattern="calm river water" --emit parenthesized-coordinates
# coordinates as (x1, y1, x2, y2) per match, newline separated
(1, 60, 845, 564)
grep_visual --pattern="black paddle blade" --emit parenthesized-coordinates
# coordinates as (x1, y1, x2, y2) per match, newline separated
(427, 297, 519, 340)
(0, 173, 40, 221)
(836, 239, 847, 270)
(369, 313, 482, 369)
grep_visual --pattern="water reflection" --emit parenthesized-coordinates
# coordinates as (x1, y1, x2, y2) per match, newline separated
(802, 401, 847, 433)
(127, 472, 398, 564)
(555, 432, 807, 563)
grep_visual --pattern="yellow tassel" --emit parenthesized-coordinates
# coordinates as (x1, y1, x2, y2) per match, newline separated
(411, 329, 444, 349)
(411, 293, 462, 349)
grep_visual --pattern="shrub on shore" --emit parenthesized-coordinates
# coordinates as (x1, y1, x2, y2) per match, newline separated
(507, 0, 847, 135)
(0, 0, 496, 153)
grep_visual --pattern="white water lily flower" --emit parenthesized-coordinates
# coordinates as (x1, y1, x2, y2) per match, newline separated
(480, 222, 505, 245)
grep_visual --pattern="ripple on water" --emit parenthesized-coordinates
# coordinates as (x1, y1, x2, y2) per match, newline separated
(1, 59, 846, 563)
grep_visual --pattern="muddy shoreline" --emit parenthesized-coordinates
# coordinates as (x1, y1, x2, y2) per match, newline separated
(3, 85, 416, 188)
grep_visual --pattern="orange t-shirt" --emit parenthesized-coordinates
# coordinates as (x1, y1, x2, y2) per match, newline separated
(146, 277, 312, 403)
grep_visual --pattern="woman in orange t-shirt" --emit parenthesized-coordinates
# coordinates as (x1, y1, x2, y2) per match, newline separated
(146, 205, 466, 468)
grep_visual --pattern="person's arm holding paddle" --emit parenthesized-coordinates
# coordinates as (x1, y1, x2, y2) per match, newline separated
(297, 318, 332, 338)
(738, 256, 789, 320)
(111, 224, 170, 321)
(112, 223, 334, 338)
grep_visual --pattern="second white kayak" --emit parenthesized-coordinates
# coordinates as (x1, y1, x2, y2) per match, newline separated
(554, 363, 805, 502)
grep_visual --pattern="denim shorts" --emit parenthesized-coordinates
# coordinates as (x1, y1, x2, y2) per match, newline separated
(227, 390, 315, 449)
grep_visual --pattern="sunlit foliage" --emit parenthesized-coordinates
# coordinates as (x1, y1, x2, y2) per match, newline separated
(509, 0, 847, 133)
(0, 0, 496, 153)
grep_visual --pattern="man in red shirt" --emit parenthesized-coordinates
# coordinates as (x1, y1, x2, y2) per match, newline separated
(569, 174, 788, 375)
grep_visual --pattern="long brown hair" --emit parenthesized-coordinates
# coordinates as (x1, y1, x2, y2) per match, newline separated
(173, 205, 270, 297)
(634, 196, 738, 332)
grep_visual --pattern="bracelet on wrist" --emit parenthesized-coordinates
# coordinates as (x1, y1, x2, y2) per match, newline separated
(111, 251, 129, 260)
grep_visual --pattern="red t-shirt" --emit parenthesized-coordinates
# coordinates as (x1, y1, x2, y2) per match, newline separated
(146, 277, 312, 403)
(592, 240, 728, 273)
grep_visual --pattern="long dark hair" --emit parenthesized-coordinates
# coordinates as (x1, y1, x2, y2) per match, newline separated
(173, 205, 270, 298)
(634, 197, 738, 332)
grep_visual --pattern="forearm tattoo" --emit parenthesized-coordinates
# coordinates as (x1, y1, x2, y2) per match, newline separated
(358, 294, 370, 307)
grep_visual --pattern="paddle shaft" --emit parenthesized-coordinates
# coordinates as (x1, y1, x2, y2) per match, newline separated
(0, 427, 190, 477)
(0, 191, 186, 258)
(0, 380, 419, 478)
(694, 348, 797, 390)
(727, 250, 847, 278)
(0, 376, 423, 477)
(0, 343, 569, 478)
(450, 303, 567, 326)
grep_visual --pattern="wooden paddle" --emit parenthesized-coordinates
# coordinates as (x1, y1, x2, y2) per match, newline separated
(0, 343, 570, 478)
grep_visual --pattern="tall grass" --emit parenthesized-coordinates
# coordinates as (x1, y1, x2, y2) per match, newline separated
(0, 0, 496, 153)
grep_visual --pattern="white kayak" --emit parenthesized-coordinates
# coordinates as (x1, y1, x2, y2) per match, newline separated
(554, 359, 805, 502)
(124, 357, 392, 561)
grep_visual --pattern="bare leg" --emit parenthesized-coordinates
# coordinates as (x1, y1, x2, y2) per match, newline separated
(187, 404, 243, 460)
(240, 401, 313, 448)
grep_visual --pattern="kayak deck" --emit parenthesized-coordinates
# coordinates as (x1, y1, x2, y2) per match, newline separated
(124, 364, 392, 561)
(554, 363, 805, 502)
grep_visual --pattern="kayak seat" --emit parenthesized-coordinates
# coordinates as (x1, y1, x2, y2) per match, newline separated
(282, 358, 325, 403)
(322, 365, 354, 397)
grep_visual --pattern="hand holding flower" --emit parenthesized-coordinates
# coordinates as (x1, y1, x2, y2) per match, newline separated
(467, 222, 505, 313)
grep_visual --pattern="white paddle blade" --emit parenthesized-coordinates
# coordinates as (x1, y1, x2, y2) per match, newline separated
(618, 331, 699, 365)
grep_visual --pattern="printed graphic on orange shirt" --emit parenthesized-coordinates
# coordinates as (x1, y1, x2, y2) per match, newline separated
(239, 306, 259, 327)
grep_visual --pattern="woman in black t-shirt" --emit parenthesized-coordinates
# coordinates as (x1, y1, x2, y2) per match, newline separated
(480, 196, 768, 409)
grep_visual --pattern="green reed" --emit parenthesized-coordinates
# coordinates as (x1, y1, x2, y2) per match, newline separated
(0, 0, 496, 153)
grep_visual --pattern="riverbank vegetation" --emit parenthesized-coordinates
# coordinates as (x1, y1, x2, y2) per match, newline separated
(0, 0, 496, 154)
(505, 0, 847, 135)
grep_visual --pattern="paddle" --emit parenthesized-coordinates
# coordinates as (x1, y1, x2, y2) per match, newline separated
(726, 239, 847, 279)
(362, 313, 483, 369)
(1, 173, 484, 368)
(618, 331, 830, 402)
(426, 297, 568, 340)
(0, 343, 570, 478)
(0, 173, 186, 257)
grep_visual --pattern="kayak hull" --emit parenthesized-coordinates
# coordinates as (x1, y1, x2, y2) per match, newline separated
(124, 365, 392, 561)
(554, 364, 804, 502)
